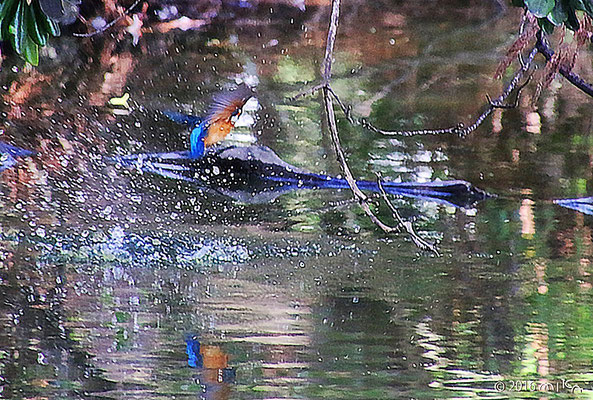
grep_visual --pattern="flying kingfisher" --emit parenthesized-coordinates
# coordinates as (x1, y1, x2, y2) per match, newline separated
(164, 84, 254, 159)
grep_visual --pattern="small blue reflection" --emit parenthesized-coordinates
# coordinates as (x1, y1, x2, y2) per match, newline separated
(0, 142, 35, 172)
(184, 334, 236, 387)
(185, 334, 203, 368)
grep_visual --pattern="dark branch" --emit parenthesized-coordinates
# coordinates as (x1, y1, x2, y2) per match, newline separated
(487, 73, 532, 109)
(535, 30, 593, 98)
(288, 83, 326, 102)
(365, 47, 538, 138)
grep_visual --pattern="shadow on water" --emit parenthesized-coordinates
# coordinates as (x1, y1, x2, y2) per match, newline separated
(109, 145, 491, 207)
(2, 0, 593, 399)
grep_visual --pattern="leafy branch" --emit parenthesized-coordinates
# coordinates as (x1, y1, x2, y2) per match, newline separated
(512, 0, 593, 32)
(296, 1, 593, 253)
(535, 29, 593, 96)
(0, 0, 60, 65)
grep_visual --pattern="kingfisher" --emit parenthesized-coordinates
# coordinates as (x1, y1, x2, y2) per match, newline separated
(164, 84, 254, 159)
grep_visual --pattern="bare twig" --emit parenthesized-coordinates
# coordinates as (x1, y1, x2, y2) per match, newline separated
(320, 0, 438, 254)
(363, 119, 465, 137)
(327, 86, 355, 124)
(486, 73, 532, 109)
(322, 87, 368, 203)
(376, 174, 440, 255)
(288, 83, 326, 102)
(322, 0, 341, 84)
(73, 0, 143, 38)
(535, 30, 593, 97)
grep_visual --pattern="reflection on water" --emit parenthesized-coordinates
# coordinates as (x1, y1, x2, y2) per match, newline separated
(110, 145, 491, 207)
(2, 0, 593, 398)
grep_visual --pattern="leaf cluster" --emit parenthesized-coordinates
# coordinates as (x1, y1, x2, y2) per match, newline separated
(512, 0, 593, 32)
(0, 0, 60, 65)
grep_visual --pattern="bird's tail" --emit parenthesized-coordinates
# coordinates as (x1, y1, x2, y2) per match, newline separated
(162, 110, 203, 127)
(162, 110, 206, 158)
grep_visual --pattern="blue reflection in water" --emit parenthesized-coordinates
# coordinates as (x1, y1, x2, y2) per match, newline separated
(186, 335, 204, 368)
(111, 145, 491, 207)
(185, 335, 236, 399)
(0, 142, 34, 171)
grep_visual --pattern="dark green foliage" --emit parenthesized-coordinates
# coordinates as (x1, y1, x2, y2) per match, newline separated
(0, 0, 60, 65)
(514, 0, 593, 32)
(525, 0, 555, 17)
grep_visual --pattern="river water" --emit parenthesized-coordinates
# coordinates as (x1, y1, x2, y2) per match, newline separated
(2, 0, 593, 398)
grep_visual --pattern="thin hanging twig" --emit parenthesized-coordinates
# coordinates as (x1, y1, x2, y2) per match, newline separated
(73, 0, 143, 38)
(320, 0, 439, 254)
(376, 174, 440, 254)
(326, 86, 355, 124)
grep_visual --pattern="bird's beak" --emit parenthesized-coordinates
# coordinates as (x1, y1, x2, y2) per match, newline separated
(230, 111, 242, 124)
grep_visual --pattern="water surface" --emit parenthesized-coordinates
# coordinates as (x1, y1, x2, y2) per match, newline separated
(2, 0, 593, 398)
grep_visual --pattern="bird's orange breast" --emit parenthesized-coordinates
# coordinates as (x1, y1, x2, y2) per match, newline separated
(204, 120, 234, 146)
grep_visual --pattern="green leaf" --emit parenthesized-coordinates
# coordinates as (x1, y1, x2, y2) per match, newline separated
(0, 0, 18, 39)
(14, 0, 26, 54)
(539, 17, 557, 33)
(34, 0, 60, 37)
(22, 37, 39, 65)
(47, 17, 60, 36)
(0, 0, 17, 19)
(580, 0, 593, 15)
(570, 0, 586, 10)
(525, 0, 556, 17)
(26, 1, 47, 46)
(566, 5, 580, 30)
(548, 0, 568, 25)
